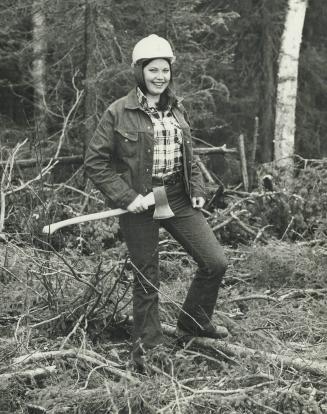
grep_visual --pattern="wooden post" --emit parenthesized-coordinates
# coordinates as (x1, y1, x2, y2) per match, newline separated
(238, 134, 249, 192)
(249, 116, 259, 189)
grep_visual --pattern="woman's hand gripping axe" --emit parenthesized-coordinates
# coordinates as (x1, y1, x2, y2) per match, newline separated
(42, 186, 174, 235)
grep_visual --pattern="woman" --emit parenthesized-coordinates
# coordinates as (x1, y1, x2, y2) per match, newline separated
(85, 34, 228, 369)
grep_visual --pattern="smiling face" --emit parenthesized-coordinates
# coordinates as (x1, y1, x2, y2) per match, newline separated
(143, 58, 171, 101)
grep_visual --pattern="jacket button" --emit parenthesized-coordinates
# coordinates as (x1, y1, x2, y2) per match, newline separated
(147, 126, 151, 130)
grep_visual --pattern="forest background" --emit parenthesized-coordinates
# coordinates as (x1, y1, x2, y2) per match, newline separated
(0, 1, 327, 413)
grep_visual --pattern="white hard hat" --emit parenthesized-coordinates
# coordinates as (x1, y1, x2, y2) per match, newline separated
(131, 34, 176, 67)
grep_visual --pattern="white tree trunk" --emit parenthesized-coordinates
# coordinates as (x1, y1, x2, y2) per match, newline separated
(32, 0, 47, 140)
(274, 0, 308, 172)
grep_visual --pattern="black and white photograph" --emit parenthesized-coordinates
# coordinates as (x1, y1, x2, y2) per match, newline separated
(0, 0, 326, 413)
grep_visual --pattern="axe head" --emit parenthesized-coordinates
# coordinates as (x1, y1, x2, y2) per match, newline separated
(152, 186, 174, 220)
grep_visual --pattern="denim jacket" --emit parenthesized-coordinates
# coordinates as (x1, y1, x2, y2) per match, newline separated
(84, 88, 205, 209)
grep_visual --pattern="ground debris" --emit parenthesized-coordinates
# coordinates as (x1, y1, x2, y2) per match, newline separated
(0, 240, 326, 413)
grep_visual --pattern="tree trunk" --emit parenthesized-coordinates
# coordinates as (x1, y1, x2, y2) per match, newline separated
(84, 0, 98, 148)
(274, 0, 308, 172)
(164, 0, 173, 39)
(259, 0, 276, 163)
(32, 0, 47, 141)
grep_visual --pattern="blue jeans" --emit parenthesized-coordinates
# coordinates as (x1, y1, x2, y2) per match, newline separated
(119, 183, 227, 363)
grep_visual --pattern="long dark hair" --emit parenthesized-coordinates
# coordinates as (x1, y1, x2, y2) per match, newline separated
(133, 58, 174, 111)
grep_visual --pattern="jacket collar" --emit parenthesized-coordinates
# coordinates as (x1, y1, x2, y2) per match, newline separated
(124, 87, 184, 110)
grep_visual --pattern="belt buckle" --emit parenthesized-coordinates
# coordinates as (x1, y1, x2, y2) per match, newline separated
(166, 172, 180, 185)
(152, 172, 181, 187)
(164, 174, 174, 185)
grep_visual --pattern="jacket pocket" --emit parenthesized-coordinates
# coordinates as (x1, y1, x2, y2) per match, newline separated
(115, 128, 139, 158)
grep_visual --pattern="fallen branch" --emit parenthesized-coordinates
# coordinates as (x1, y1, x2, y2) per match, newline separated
(60, 314, 84, 350)
(162, 323, 327, 377)
(278, 288, 327, 301)
(254, 224, 274, 243)
(0, 145, 235, 170)
(0, 155, 83, 168)
(157, 380, 275, 413)
(46, 183, 103, 203)
(297, 239, 327, 246)
(0, 365, 56, 386)
(247, 396, 283, 414)
(230, 211, 260, 238)
(12, 348, 139, 384)
(197, 160, 215, 184)
(211, 209, 247, 232)
(226, 294, 279, 304)
(194, 145, 237, 155)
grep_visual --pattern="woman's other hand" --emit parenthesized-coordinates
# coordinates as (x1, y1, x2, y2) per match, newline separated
(191, 197, 205, 209)
(127, 194, 149, 213)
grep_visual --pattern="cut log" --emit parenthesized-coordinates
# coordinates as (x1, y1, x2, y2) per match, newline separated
(162, 323, 327, 377)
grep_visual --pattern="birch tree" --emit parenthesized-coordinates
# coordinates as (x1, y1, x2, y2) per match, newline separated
(274, 0, 308, 173)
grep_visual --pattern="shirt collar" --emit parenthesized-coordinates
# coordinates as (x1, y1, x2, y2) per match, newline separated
(124, 87, 184, 110)
(136, 87, 185, 112)
(136, 87, 155, 111)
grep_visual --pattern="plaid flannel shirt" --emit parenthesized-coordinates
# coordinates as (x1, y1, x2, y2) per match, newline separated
(137, 87, 183, 178)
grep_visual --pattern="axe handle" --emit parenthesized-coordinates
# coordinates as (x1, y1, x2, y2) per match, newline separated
(42, 208, 126, 235)
(42, 192, 155, 235)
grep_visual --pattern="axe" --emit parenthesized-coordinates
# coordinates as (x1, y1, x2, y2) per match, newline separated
(42, 186, 174, 235)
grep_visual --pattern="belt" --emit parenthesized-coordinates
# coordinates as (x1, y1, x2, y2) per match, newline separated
(152, 171, 184, 187)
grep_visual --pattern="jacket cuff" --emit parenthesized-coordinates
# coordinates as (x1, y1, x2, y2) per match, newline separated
(115, 188, 139, 209)
(191, 188, 206, 199)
